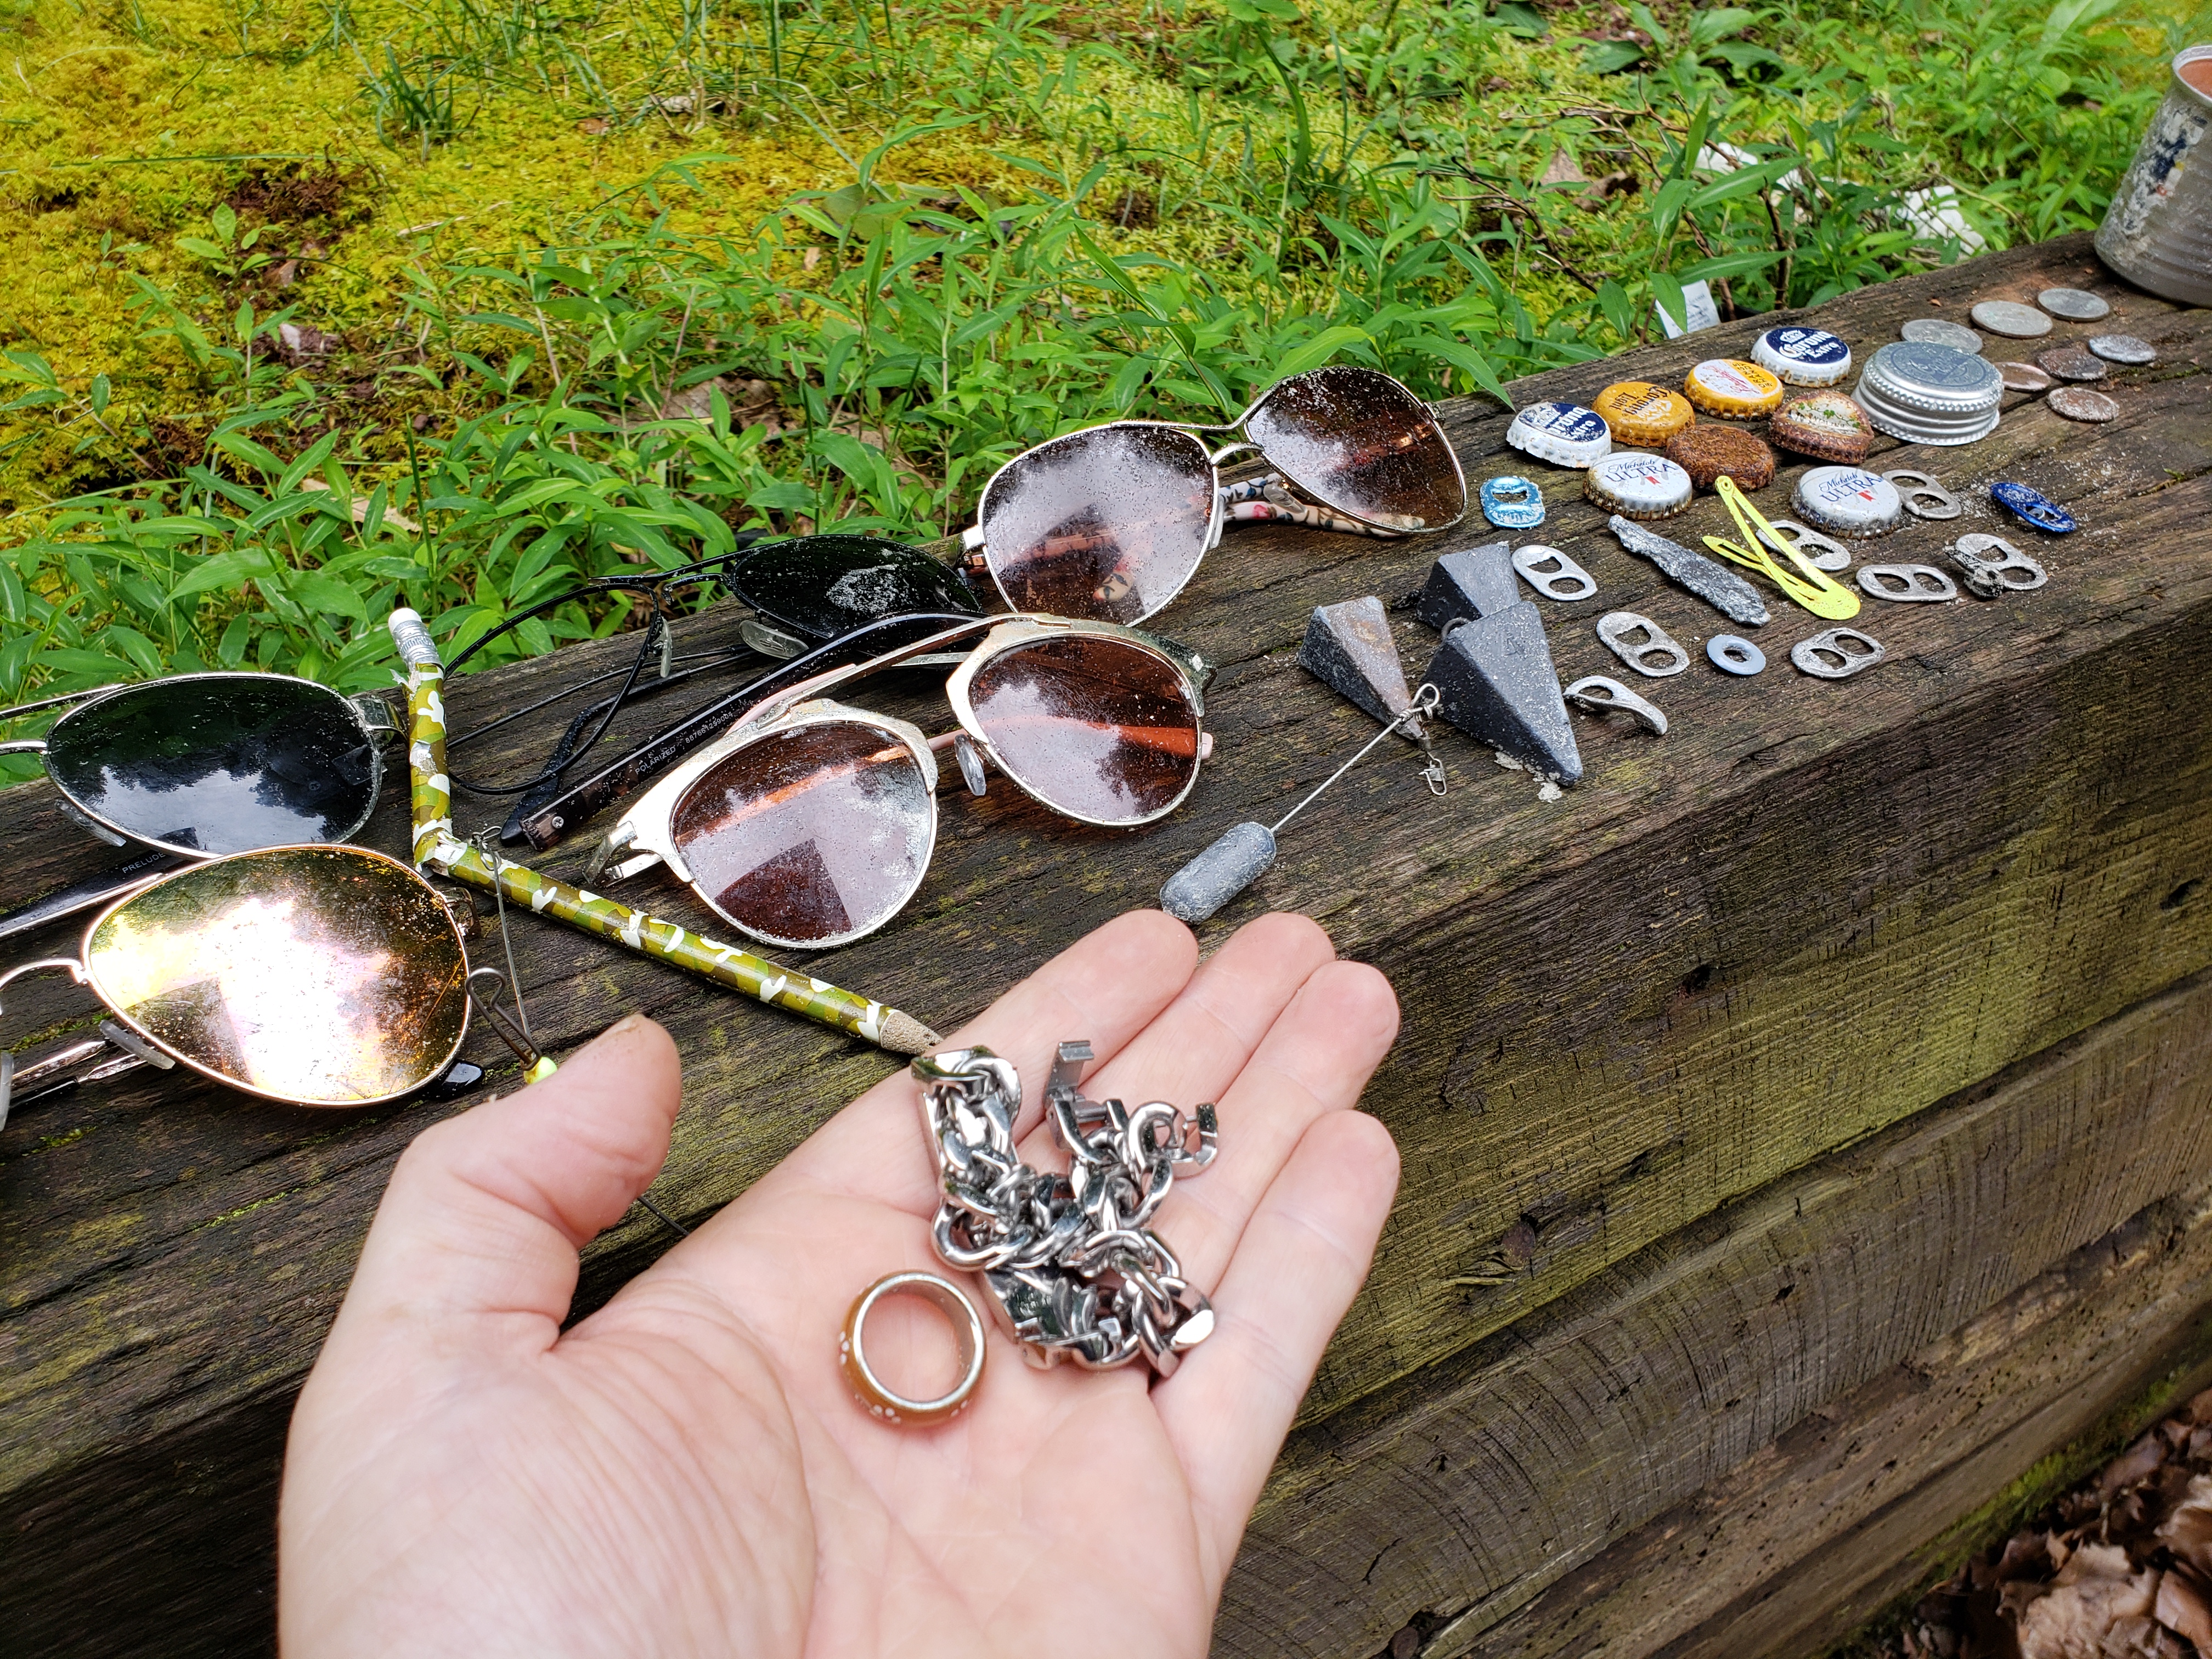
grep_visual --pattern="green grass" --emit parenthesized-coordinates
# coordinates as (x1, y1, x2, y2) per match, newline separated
(0, 0, 2202, 764)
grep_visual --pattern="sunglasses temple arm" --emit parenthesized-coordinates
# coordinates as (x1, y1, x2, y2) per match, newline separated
(0, 849, 194, 945)
(386, 610, 943, 1058)
(509, 612, 990, 850)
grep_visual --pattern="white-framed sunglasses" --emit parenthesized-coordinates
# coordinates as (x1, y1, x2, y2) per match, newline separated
(958, 364, 1469, 625)
(593, 615, 1210, 950)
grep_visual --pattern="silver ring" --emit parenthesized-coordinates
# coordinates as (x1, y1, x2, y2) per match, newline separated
(841, 1271, 986, 1426)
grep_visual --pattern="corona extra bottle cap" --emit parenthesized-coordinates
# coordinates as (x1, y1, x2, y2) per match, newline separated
(1751, 326, 1852, 387)
(1505, 402, 1613, 468)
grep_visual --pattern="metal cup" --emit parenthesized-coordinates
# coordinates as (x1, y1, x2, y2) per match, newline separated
(2096, 44, 2212, 306)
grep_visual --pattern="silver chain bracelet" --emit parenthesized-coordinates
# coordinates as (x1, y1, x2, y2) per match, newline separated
(913, 1041, 1220, 1376)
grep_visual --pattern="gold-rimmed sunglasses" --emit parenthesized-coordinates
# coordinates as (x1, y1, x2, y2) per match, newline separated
(958, 364, 1469, 625)
(592, 614, 1210, 949)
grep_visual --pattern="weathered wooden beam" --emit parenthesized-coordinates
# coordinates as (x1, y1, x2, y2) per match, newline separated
(0, 234, 2206, 1655)
(1216, 970, 2212, 1658)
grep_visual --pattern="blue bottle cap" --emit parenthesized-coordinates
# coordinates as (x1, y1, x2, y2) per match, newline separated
(1480, 475, 1546, 529)
(1989, 481, 2076, 533)
(1505, 402, 1613, 468)
(1752, 326, 1853, 387)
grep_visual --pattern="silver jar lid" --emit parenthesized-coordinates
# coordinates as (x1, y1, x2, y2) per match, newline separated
(1854, 342, 2004, 445)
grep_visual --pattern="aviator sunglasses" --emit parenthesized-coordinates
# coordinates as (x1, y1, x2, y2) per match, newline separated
(960, 364, 1468, 625)
(0, 844, 473, 1119)
(591, 614, 1209, 949)
(0, 673, 400, 939)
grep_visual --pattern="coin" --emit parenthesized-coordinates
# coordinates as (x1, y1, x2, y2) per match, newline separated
(1998, 360, 2053, 392)
(2036, 286, 2111, 321)
(2035, 347, 2107, 383)
(2047, 386, 2119, 422)
(2087, 333, 2157, 365)
(1970, 300, 2054, 338)
(1903, 317, 1984, 353)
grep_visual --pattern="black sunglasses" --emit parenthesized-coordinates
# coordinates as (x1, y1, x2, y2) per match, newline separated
(0, 673, 399, 940)
(442, 534, 982, 821)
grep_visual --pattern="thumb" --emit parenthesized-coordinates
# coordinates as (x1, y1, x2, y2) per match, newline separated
(320, 1012, 682, 1368)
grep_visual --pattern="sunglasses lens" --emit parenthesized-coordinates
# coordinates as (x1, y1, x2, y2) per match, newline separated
(980, 427, 1214, 624)
(83, 846, 469, 1104)
(967, 637, 1199, 825)
(670, 721, 933, 946)
(46, 676, 376, 854)
(733, 536, 980, 643)
(1245, 365, 1464, 531)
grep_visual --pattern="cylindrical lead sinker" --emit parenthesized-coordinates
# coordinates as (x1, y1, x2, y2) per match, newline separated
(1160, 821, 1278, 923)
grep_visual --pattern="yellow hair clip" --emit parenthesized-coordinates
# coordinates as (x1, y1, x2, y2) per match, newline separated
(1702, 476, 1862, 620)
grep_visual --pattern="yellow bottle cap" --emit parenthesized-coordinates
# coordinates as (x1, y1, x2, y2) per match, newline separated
(1593, 382, 1697, 447)
(1683, 359, 1785, 417)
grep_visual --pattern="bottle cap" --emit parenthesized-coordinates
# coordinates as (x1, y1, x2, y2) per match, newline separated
(1505, 402, 1613, 468)
(1793, 465, 1904, 539)
(1854, 342, 2003, 445)
(1593, 382, 1696, 446)
(1663, 424, 1776, 491)
(1683, 359, 1786, 417)
(1768, 392, 1874, 464)
(1751, 326, 1852, 387)
(1582, 452, 1695, 521)
(1990, 481, 2076, 533)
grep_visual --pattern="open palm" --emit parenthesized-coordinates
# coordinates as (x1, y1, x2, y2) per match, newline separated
(280, 909, 1401, 1658)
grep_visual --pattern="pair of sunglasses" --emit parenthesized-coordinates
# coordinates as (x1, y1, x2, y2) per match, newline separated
(444, 534, 981, 797)
(0, 673, 400, 940)
(1, 844, 472, 1118)
(958, 365, 1468, 625)
(594, 615, 1208, 949)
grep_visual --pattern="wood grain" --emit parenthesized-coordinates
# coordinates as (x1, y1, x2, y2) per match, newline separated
(0, 233, 2206, 1655)
(1218, 969, 2212, 1658)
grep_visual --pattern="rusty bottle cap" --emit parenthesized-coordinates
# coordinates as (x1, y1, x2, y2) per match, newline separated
(1769, 392, 1876, 464)
(1663, 424, 1776, 491)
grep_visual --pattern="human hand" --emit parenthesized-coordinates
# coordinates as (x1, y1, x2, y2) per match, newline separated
(279, 909, 1402, 1658)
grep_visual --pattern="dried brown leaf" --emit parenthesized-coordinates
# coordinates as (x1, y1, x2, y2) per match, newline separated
(2157, 1474, 2212, 1577)
(2155, 1567, 2212, 1653)
(2018, 1548, 2159, 1659)
(2102, 1435, 2168, 1497)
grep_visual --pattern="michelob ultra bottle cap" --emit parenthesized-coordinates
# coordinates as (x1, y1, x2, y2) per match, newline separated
(1793, 465, 1904, 539)
(1683, 358, 1786, 417)
(1583, 451, 1695, 521)
(1752, 326, 1853, 387)
(1505, 402, 1613, 467)
(1593, 382, 1696, 447)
